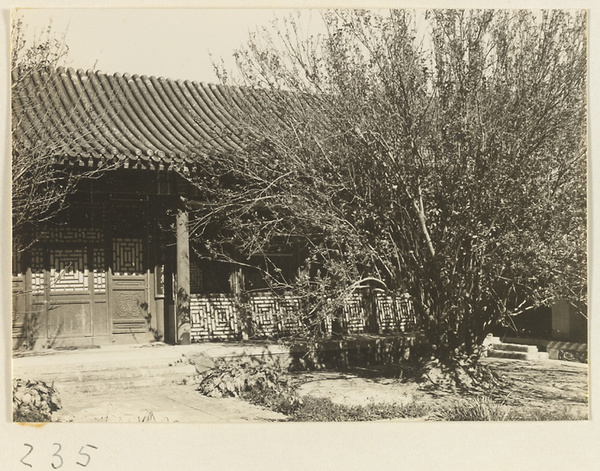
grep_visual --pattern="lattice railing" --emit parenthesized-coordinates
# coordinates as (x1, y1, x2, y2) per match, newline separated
(190, 292, 416, 342)
(190, 294, 240, 341)
(249, 295, 304, 337)
(375, 294, 417, 333)
(342, 294, 368, 334)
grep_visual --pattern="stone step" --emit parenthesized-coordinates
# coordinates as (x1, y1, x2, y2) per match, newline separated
(486, 350, 542, 361)
(54, 375, 198, 394)
(13, 352, 192, 377)
(490, 343, 538, 353)
(14, 363, 197, 385)
(14, 352, 191, 371)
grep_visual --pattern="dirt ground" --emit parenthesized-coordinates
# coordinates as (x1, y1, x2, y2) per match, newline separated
(478, 357, 588, 414)
(294, 357, 588, 419)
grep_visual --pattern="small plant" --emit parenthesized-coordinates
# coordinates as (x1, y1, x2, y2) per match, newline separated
(431, 396, 511, 421)
(430, 396, 587, 421)
(13, 379, 62, 422)
(417, 358, 506, 393)
(291, 396, 430, 422)
(508, 405, 587, 421)
(138, 410, 156, 422)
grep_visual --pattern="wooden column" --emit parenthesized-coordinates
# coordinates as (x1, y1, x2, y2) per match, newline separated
(150, 199, 165, 341)
(229, 267, 249, 340)
(364, 287, 379, 334)
(176, 207, 191, 344)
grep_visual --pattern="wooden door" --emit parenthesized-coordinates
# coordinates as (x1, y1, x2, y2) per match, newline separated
(110, 238, 147, 334)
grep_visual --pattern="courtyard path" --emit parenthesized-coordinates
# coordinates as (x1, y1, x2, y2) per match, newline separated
(13, 343, 588, 422)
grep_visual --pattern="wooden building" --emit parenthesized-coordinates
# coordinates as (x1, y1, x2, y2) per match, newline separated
(12, 67, 416, 349)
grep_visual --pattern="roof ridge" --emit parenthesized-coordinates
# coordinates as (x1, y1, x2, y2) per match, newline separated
(51, 66, 265, 95)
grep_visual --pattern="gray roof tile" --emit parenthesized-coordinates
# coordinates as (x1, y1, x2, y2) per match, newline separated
(12, 67, 255, 173)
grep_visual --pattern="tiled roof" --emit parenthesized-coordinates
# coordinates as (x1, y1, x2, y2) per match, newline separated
(11, 67, 276, 173)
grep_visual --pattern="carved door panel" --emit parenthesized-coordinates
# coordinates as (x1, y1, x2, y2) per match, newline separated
(110, 238, 147, 334)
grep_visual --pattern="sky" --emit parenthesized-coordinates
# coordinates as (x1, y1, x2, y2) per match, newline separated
(13, 8, 327, 83)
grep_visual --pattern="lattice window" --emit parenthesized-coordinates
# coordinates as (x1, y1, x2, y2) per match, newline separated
(35, 227, 103, 242)
(31, 247, 45, 293)
(93, 248, 106, 292)
(49, 248, 89, 292)
(112, 238, 143, 275)
(190, 263, 203, 294)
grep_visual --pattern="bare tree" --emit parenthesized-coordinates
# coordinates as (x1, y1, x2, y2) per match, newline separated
(11, 17, 115, 255)
(188, 10, 586, 373)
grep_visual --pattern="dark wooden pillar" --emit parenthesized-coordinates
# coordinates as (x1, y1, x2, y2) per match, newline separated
(176, 207, 191, 344)
(229, 267, 249, 340)
(364, 287, 379, 334)
(163, 242, 176, 345)
(150, 198, 165, 341)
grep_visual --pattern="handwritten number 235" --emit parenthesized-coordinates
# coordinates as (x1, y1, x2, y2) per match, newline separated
(21, 443, 98, 468)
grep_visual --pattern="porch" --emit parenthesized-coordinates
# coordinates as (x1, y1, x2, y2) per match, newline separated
(12, 170, 417, 350)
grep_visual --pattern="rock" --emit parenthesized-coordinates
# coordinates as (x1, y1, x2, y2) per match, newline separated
(187, 353, 216, 374)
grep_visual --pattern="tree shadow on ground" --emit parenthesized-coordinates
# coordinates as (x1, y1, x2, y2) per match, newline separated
(292, 358, 588, 414)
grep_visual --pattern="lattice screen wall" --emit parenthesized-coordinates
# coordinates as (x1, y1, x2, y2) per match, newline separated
(277, 296, 306, 334)
(248, 295, 304, 337)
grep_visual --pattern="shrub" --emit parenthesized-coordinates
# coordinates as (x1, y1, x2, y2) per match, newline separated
(196, 358, 302, 415)
(197, 358, 437, 421)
